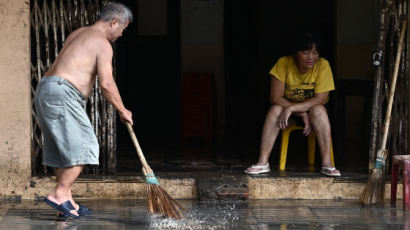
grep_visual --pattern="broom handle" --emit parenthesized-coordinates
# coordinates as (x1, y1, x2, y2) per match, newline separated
(126, 123, 152, 174)
(381, 19, 407, 149)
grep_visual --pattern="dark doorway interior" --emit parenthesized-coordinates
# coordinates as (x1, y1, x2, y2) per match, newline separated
(224, 0, 339, 171)
(114, 0, 365, 174)
(115, 0, 181, 174)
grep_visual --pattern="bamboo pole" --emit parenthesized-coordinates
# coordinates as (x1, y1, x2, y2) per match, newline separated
(382, 20, 407, 150)
(407, 0, 410, 158)
(369, 0, 393, 170)
(51, 1, 58, 59)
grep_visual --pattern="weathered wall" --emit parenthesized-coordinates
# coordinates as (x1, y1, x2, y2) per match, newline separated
(0, 0, 31, 199)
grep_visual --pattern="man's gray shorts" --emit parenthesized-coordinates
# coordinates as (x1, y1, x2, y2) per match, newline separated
(34, 76, 99, 168)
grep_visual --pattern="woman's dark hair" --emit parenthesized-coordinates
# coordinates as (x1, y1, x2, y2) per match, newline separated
(293, 33, 322, 54)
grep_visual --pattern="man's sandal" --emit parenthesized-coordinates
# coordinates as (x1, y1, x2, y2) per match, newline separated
(44, 198, 80, 219)
(320, 167, 341, 177)
(244, 163, 270, 174)
(57, 204, 91, 218)
(77, 204, 92, 216)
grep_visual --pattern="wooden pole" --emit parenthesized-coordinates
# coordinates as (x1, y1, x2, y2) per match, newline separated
(369, 0, 393, 170)
(382, 20, 407, 152)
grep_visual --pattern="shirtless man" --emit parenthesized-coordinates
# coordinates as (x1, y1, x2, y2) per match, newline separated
(35, 1, 133, 219)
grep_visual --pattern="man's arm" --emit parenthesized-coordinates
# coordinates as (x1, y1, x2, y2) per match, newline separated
(96, 41, 133, 125)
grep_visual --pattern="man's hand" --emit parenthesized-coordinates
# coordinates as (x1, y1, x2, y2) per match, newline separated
(119, 108, 133, 125)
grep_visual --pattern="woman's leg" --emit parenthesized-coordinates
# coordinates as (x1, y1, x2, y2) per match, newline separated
(256, 105, 284, 165)
(309, 105, 340, 175)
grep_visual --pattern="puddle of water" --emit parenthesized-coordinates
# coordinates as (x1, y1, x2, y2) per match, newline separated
(0, 199, 407, 230)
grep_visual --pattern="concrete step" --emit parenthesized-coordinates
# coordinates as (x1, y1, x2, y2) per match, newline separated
(24, 172, 404, 200)
(196, 172, 249, 200)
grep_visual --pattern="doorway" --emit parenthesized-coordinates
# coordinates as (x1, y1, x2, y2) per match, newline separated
(224, 0, 337, 170)
(115, 0, 373, 174)
(115, 0, 181, 174)
(115, 0, 339, 173)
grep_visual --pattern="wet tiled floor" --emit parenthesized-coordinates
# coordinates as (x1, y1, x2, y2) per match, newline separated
(0, 199, 409, 229)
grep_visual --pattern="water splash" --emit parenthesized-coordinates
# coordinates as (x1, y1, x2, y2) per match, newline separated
(148, 201, 240, 229)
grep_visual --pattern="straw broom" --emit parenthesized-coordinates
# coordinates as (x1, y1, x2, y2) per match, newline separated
(360, 19, 407, 205)
(126, 123, 184, 218)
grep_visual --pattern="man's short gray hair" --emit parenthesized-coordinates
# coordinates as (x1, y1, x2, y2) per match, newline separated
(99, 1, 133, 24)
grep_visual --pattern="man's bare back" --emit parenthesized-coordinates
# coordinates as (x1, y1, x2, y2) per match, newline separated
(45, 18, 132, 124)
(45, 26, 111, 98)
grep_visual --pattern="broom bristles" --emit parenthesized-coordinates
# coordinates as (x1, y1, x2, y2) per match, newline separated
(147, 184, 184, 219)
(126, 123, 184, 219)
(360, 168, 386, 204)
(360, 149, 388, 205)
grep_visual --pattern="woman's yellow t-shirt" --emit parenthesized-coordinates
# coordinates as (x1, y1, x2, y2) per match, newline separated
(269, 56, 335, 102)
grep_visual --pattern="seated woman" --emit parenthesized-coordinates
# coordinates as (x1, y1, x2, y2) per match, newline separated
(244, 33, 341, 177)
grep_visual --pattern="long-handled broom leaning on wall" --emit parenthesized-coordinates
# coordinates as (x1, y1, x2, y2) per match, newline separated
(126, 123, 184, 218)
(361, 19, 407, 205)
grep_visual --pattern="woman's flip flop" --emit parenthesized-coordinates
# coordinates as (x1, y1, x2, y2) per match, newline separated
(244, 163, 270, 174)
(320, 167, 341, 177)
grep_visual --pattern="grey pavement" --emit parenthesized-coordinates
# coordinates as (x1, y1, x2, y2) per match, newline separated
(0, 199, 409, 229)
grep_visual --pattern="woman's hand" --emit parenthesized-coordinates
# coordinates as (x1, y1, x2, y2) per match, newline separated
(277, 107, 293, 129)
(300, 112, 312, 136)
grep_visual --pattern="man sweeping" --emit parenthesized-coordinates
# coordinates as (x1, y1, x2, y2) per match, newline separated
(34, 1, 133, 219)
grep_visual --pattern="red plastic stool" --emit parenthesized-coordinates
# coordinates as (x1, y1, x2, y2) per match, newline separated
(391, 155, 410, 210)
